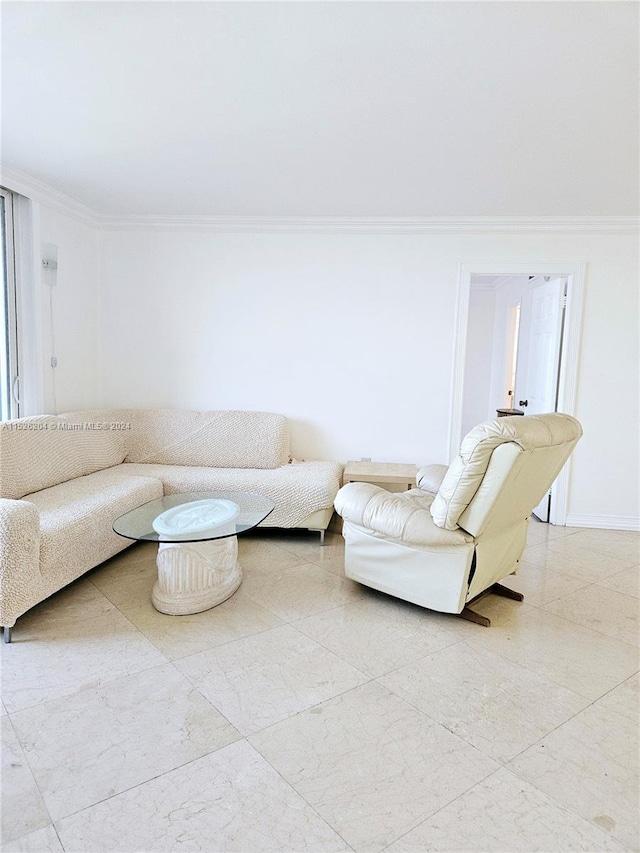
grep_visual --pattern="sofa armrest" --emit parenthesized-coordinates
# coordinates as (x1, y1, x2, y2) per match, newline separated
(0, 498, 41, 628)
(335, 482, 471, 549)
(416, 464, 448, 495)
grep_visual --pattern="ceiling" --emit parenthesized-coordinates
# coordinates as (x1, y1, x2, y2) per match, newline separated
(1, 1, 638, 217)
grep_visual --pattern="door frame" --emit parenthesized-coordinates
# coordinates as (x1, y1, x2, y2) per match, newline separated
(449, 261, 586, 526)
(1, 187, 20, 419)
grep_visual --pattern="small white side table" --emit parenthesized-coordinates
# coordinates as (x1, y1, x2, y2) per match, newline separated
(342, 461, 417, 493)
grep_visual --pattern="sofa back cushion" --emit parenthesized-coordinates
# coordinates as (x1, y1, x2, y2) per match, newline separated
(0, 414, 126, 499)
(121, 409, 290, 469)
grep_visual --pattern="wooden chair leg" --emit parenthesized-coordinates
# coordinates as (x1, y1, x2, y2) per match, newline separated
(492, 583, 524, 602)
(458, 607, 491, 628)
(457, 582, 524, 628)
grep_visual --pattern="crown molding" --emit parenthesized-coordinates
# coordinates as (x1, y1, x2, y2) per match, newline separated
(98, 214, 640, 234)
(1, 167, 638, 234)
(0, 164, 101, 228)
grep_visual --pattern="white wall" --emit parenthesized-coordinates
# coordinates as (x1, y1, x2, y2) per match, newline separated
(99, 231, 456, 463)
(98, 228, 639, 528)
(37, 204, 101, 413)
(567, 245, 640, 528)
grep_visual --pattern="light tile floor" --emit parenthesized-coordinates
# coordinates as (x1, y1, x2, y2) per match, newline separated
(1, 521, 638, 852)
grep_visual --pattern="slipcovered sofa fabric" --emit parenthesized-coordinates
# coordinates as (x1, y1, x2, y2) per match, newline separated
(0, 414, 125, 499)
(0, 409, 342, 630)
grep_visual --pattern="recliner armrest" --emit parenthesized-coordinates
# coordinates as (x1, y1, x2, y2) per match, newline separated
(416, 464, 448, 494)
(334, 482, 471, 549)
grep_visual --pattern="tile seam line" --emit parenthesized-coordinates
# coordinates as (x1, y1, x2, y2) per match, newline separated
(239, 586, 366, 625)
(534, 600, 640, 648)
(1, 715, 55, 844)
(136, 612, 287, 665)
(7, 658, 184, 722)
(244, 736, 356, 853)
(2, 639, 167, 717)
(370, 650, 581, 767)
(287, 607, 468, 680)
(504, 755, 635, 849)
(10, 662, 246, 824)
(166, 620, 333, 666)
(50, 737, 248, 827)
(376, 764, 507, 853)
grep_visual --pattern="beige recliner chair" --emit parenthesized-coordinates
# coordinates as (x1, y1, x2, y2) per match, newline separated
(334, 413, 582, 626)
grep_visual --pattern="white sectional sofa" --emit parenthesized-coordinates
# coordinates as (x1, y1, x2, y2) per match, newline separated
(0, 408, 343, 639)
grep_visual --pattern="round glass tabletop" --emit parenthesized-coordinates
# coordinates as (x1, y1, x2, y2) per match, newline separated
(113, 491, 275, 543)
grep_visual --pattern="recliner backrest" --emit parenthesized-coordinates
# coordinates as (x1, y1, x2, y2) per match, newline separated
(430, 413, 583, 533)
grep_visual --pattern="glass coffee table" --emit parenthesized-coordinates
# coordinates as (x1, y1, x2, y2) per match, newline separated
(113, 491, 274, 616)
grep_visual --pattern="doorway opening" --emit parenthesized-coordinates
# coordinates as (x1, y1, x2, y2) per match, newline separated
(450, 263, 585, 526)
(503, 302, 521, 411)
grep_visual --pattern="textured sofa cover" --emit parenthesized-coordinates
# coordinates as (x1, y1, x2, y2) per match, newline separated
(0, 408, 342, 631)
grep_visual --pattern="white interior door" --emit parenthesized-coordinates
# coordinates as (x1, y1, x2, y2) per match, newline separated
(515, 276, 566, 520)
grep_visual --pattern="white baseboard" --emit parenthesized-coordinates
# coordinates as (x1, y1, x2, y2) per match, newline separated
(565, 514, 640, 532)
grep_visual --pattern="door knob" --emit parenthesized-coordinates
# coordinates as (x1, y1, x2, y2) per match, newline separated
(518, 399, 528, 407)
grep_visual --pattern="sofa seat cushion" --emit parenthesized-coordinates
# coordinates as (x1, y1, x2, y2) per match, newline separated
(120, 461, 343, 527)
(24, 468, 164, 580)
